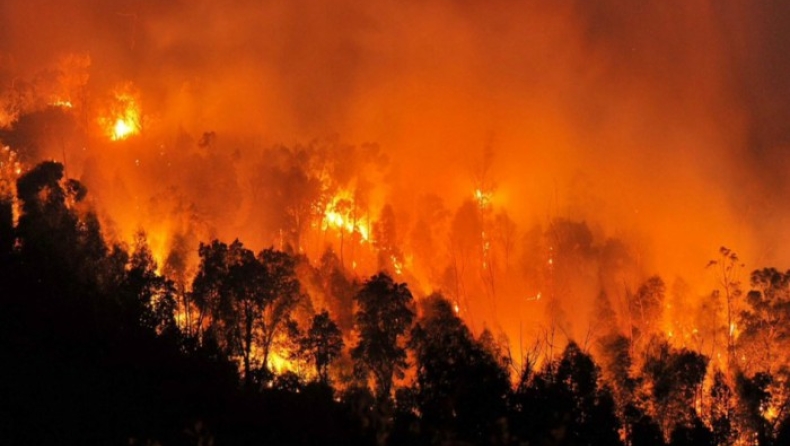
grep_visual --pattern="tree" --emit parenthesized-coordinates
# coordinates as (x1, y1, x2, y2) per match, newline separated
(224, 240, 266, 384)
(191, 240, 302, 384)
(15, 161, 80, 268)
(256, 247, 303, 369)
(641, 340, 709, 438)
(249, 145, 326, 252)
(707, 247, 743, 376)
(123, 231, 177, 336)
(300, 310, 344, 384)
(318, 247, 357, 332)
(597, 333, 636, 415)
(669, 417, 714, 446)
(410, 294, 510, 443)
(191, 239, 262, 382)
(511, 341, 622, 446)
(708, 369, 734, 445)
(373, 204, 403, 275)
(736, 372, 773, 445)
(352, 272, 414, 400)
(629, 411, 666, 446)
(739, 268, 790, 374)
(629, 276, 666, 351)
(0, 196, 12, 262)
(192, 239, 229, 340)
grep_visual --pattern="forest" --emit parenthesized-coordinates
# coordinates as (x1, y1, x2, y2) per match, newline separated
(2, 156, 790, 445)
(3, 1, 790, 445)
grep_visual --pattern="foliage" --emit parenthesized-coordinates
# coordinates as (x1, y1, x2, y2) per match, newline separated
(511, 342, 623, 446)
(191, 239, 302, 384)
(351, 272, 414, 401)
(409, 294, 510, 443)
(641, 339, 709, 438)
(739, 268, 790, 374)
(7, 161, 790, 444)
(300, 310, 345, 384)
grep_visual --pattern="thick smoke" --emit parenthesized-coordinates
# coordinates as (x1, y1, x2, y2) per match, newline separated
(2, 0, 790, 344)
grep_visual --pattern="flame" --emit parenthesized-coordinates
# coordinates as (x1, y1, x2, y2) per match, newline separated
(102, 86, 141, 141)
(322, 191, 370, 242)
(113, 117, 137, 140)
(474, 188, 492, 209)
(268, 350, 291, 373)
(762, 403, 779, 421)
(391, 254, 403, 275)
(51, 99, 73, 108)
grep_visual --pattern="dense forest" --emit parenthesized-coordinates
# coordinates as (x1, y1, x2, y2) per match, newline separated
(3, 2, 790, 445)
(2, 158, 790, 445)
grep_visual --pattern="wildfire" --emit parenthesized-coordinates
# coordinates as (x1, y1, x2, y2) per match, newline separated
(267, 350, 294, 374)
(102, 86, 141, 141)
(321, 192, 370, 242)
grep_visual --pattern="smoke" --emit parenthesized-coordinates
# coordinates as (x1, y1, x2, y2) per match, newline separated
(2, 0, 790, 344)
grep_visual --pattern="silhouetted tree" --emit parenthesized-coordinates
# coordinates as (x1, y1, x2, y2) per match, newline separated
(123, 232, 178, 337)
(0, 196, 12, 262)
(15, 161, 80, 273)
(641, 339, 708, 438)
(598, 333, 636, 416)
(300, 310, 344, 384)
(410, 294, 510, 443)
(708, 369, 734, 445)
(191, 240, 302, 384)
(256, 247, 303, 369)
(192, 239, 262, 383)
(352, 272, 414, 400)
(192, 239, 229, 339)
(512, 341, 622, 446)
(668, 416, 714, 446)
(736, 372, 773, 445)
(629, 408, 666, 446)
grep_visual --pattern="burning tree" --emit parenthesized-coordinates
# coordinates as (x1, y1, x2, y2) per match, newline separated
(739, 268, 790, 375)
(629, 276, 666, 352)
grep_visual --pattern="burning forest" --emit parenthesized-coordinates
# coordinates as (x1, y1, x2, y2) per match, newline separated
(3, 1, 790, 445)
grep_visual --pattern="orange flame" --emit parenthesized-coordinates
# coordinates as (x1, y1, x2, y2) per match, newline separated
(102, 86, 141, 141)
(322, 191, 370, 242)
